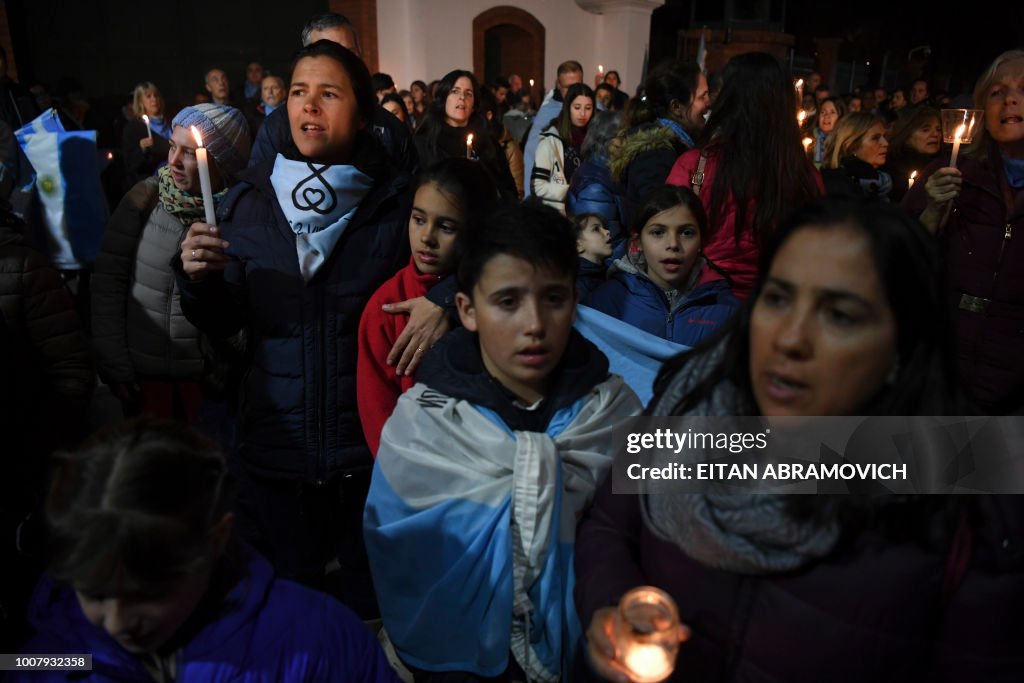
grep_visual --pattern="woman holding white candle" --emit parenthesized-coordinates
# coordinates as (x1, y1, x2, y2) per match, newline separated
(903, 49, 1024, 414)
(882, 106, 942, 202)
(121, 81, 173, 189)
(175, 40, 412, 619)
(413, 69, 518, 201)
(92, 102, 250, 420)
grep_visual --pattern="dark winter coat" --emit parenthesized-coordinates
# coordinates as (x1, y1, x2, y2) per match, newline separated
(567, 156, 627, 246)
(15, 547, 401, 682)
(176, 133, 411, 480)
(902, 154, 1024, 413)
(584, 260, 739, 347)
(609, 123, 689, 225)
(574, 480, 1024, 682)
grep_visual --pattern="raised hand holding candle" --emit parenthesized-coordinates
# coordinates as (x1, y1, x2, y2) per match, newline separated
(466, 133, 474, 159)
(908, 170, 918, 189)
(190, 125, 217, 225)
(949, 123, 965, 168)
(142, 114, 152, 140)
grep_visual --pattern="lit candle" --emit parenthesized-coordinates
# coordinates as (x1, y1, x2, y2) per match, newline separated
(529, 79, 535, 88)
(949, 123, 966, 167)
(908, 170, 918, 189)
(622, 643, 674, 683)
(599, 64, 604, 74)
(466, 133, 474, 159)
(797, 110, 807, 126)
(142, 113, 152, 140)
(795, 78, 804, 102)
(190, 126, 217, 225)
(802, 137, 813, 152)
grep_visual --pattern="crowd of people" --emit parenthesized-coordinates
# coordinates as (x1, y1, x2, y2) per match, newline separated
(1, 8, 1023, 682)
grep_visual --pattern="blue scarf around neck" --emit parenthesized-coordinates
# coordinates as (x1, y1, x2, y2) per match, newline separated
(270, 154, 374, 283)
(657, 118, 695, 149)
(1002, 150, 1024, 189)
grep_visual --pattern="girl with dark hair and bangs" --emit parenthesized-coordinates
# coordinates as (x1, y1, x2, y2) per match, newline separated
(666, 51, 823, 299)
(413, 69, 518, 201)
(584, 185, 739, 346)
(14, 420, 398, 682)
(572, 199, 1024, 683)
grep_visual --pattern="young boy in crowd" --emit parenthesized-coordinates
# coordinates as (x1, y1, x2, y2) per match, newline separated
(364, 203, 641, 682)
(572, 212, 613, 301)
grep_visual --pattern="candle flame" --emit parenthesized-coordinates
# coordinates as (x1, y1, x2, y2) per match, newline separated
(599, 64, 604, 73)
(191, 125, 204, 148)
(795, 79, 804, 89)
(529, 79, 535, 87)
(953, 123, 966, 141)
(142, 114, 149, 124)
(802, 137, 813, 150)
(797, 110, 807, 124)
(466, 134, 473, 146)
(910, 170, 918, 180)
(106, 152, 113, 160)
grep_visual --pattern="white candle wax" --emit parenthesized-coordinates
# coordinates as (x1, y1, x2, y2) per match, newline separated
(191, 126, 217, 225)
(623, 643, 674, 683)
(466, 133, 474, 159)
(908, 170, 918, 188)
(142, 114, 152, 139)
(949, 123, 966, 168)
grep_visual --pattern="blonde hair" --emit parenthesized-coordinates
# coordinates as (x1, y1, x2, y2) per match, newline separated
(966, 49, 1024, 166)
(824, 112, 886, 169)
(131, 81, 162, 118)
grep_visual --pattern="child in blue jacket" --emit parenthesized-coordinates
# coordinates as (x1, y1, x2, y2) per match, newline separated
(585, 186, 739, 345)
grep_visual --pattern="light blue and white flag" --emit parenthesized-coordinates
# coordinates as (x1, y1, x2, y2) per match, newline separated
(574, 304, 689, 406)
(15, 109, 108, 269)
(365, 377, 641, 681)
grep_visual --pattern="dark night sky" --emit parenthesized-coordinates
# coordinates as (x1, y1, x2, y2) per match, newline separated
(8, 0, 1024, 103)
(655, 0, 1024, 94)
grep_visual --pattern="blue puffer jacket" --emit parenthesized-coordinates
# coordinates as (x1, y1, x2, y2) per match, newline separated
(584, 259, 739, 347)
(177, 134, 411, 480)
(567, 156, 627, 247)
(14, 548, 400, 682)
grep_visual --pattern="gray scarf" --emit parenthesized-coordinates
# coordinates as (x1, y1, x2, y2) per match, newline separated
(642, 345, 841, 574)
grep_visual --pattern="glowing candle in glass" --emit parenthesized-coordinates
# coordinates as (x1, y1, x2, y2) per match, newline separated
(940, 108, 982, 168)
(190, 126, 217, 225)
(616, 587, 680, 683)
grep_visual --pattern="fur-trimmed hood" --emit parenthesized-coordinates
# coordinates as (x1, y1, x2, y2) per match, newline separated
(608, 124, 681, 182)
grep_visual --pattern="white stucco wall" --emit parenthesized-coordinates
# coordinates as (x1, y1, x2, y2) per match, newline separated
(376, 0, 660, 97)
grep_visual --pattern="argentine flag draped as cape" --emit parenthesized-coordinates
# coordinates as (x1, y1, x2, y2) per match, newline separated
(364, 376, 641, 681)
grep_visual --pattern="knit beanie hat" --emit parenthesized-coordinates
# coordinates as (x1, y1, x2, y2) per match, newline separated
(172, 103, 251, 180)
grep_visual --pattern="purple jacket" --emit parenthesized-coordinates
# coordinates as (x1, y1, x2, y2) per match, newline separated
(902, 154, 1024, 413)
(15, 548, 400, 682)
(574, 479, 1024, 682)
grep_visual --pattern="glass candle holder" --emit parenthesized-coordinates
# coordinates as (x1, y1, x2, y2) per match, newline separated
(940, 109, 983, 144)
(616, 586, 680, 683)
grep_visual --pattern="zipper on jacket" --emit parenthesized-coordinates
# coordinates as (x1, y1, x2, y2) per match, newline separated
(990, 223, 1013, 291)
(315, 287, 327, 484)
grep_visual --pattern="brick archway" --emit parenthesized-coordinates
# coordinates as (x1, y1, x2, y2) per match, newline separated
(472, 6, 545, 96)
